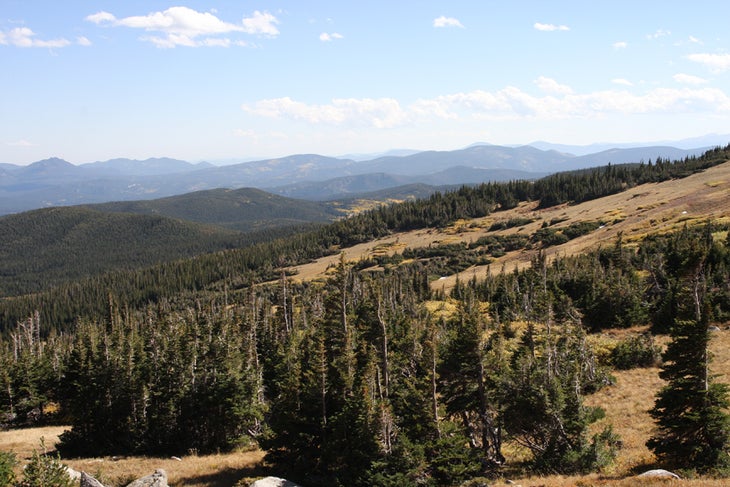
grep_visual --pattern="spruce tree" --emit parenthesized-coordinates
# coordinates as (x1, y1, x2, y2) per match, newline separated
(647, 269, 730, 471)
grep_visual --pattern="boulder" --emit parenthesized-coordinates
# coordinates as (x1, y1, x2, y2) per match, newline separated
(125, 469, 168, 487)
(81, 471, 108, 487)
(250, 477, 301, 487)
(637, 469, 680, 479)
(64, 466, 82, 481)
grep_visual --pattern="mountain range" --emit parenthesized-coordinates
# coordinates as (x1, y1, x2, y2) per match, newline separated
(0, 142, 719, 215)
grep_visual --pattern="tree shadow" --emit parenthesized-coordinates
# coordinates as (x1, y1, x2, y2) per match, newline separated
(176, 464, 273, 487)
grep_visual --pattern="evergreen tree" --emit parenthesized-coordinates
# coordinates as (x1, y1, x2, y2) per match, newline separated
(648, 226, 730, 471)
(647, 286, 730, 470)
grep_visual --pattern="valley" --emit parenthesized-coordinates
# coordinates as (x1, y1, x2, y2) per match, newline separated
(1, 147, 730, 487)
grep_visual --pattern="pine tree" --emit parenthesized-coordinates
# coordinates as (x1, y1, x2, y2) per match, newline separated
(647, 236, 730, 472)
(647, 296, 730, 470)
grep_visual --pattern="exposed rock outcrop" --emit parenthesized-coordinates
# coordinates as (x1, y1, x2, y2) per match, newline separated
(638, 469, 681, 479)
(125, 469, 168, 487)
(250, 477, 301, 487)
(80, 471, 107, 487)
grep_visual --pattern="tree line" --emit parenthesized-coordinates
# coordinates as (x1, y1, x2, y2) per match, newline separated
(2, 145, 728, 334)
(2, 223, 729, 484)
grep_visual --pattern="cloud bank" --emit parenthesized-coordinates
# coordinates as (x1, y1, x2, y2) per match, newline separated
(86, 7, 279, 48)
(243, 79, 730, 128)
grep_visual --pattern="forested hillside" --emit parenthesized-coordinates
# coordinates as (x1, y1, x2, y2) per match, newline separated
(87, 187, 340, 232)
(0, 187, 342, 298)
(1, 146, 730, 486)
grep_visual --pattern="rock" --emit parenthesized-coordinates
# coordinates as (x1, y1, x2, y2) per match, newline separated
(170, 456, 182, 462)
(81, 471, 108, 487)
(65, 466, 82, 481)
(638, 469, 681, 479)
(125, 469, 168, 487)
(249, 477, 301, 487)
(709, 325, 721, 332)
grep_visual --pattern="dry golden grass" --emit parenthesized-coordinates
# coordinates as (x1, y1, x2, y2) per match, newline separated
(286, 160, 730, 294)
(2, 335, 730, 486)
(0, 427, 266, 487)
(495, 325, 730, 487)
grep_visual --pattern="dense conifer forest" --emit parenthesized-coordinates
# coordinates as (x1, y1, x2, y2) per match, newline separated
(1, 146, 730, 486)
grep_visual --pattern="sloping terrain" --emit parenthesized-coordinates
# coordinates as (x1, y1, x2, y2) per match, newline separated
(87, 187, 339, 232)
(287, 160, 730, 287)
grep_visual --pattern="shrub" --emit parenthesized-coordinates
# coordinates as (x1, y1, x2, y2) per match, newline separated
(611, 334, 661, 369)
(0, 451, 17, 487)
(18, 439, 75, 487)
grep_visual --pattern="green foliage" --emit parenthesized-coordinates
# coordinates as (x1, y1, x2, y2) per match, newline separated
(502, 322, 616, 473)
(611, 334, 661, 369)
(488, 217, 534, 231)
(426, 423, 484, 485)
(0, 451, 17, 487)
(18, 440, 75, 487)
(648, 315, 730, 470)
(1, 147, 729, 483)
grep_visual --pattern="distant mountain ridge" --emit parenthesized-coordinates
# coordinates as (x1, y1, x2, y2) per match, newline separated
(0, 142, 717, 215)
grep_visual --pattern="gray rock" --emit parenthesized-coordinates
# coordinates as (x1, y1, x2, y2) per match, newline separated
(81, 471, 107, 487)
(64, 466, 82, 481)
(250, 477, 301, 487)
(125, 469, 168, 487)
(638, 469, 680, 479)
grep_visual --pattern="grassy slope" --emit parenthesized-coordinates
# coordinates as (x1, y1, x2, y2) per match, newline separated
(286, 160, 730, 289)
(3, 162, 730, 486)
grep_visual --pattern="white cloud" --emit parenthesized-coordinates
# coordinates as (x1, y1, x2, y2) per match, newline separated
(85, 7, 279, 47)
(243, 97, 408, 128)
(243, 86, 730, 127)
(319, 32, 343, 42)
(673, 73, 708, 85)
(86, 11, 116, 24)
(433, 16, 464, 28)
(534, 76, 573, 95)
(611, 78, 633, 86)
(687, 53, 730, 72)
(241, 10, 279, 36)
(6, 139, 34, 147)
(613, 41, 628, 49)
(646, 29, 670, 40)
(0, 27, 70, 48)
(77, 36, 92, 46)
(688, 35, 702, 44)
(534, 22, 569, 32)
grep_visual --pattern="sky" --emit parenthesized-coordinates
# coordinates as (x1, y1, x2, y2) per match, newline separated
(2, 1, 730, 165)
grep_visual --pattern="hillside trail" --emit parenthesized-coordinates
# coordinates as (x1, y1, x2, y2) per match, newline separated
(287, 161, 730, 291)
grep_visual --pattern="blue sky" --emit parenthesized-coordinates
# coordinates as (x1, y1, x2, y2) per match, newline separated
(2, 1, 730, 164)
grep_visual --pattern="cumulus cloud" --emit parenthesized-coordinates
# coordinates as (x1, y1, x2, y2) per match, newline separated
(243, 85, 730, 127)
(688, 35, 702, 44)
(613, 41, 627, 49)
(85, 7, 279, 47)
(76, 36, 92, 46)
(687, 53, 730, 72)
(612, 78, 633, 86)
(241, 10, 279, 36)
(433, 16, 464, 28)
(0, 27, 71, 48)
(319, 32, 343, 42)
(673, 73, 708, 85)
(534, 22, 569, 32)
(243, 97, 409, 128)
(534, 76, 573, 95)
